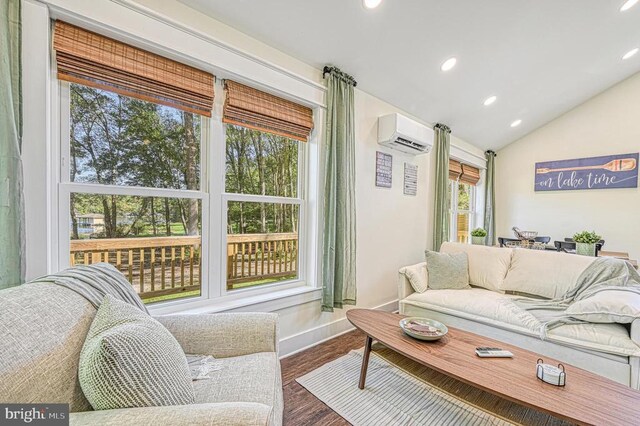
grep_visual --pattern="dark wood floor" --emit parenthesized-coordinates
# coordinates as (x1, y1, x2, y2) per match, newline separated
(281, 329, 366, 425)
(280, 329, 569, 426)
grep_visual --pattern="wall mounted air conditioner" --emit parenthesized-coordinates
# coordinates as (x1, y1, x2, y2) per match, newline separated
(377, 113, 434, 155)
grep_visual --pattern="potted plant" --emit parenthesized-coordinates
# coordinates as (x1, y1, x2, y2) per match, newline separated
(573, 231, 601, 257)
(471, 228, 487, 245)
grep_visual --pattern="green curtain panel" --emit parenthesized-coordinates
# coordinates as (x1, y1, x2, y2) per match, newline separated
(432, 123, 451, 251)
(484, 150, 497, 246)
(321, 67, 357, 312)
(0, 0, 25, 289)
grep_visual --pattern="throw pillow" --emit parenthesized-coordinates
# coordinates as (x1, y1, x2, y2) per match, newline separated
(401, 263, 428, 293)
(566, 290, 640, 323)
(424, 250, 470, 290)
(79, 295, 195, 410)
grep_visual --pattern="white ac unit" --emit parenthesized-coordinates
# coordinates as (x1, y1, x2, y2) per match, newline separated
(377, 113, 434, 155)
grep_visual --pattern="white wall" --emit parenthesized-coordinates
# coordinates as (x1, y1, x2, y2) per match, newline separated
(496, 71, 640, 260)
(24, 0, 484, 356)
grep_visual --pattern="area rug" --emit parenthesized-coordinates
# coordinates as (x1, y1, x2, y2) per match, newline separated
(297, 347, 571, 426)
(297, 350, 512, 425)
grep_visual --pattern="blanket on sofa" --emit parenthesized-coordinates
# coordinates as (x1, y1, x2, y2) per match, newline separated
(514, 257, 640, 338)
(31, 263, 148, 313)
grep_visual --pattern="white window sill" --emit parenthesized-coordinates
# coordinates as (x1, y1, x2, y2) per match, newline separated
(149, 285, 322, 316)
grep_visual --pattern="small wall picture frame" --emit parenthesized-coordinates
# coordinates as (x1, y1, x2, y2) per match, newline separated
(375, 151, 393, 188)
(404, 163, 418, 196)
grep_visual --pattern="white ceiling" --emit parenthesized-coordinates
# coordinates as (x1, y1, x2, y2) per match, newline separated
(177, 0, 640, 150)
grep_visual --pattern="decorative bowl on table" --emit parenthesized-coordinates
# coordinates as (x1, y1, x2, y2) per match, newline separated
(399, 317, 448, 341)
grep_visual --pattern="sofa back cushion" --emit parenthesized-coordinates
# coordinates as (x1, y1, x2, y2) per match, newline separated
(0, 283, 96, 412)
(440, 242, 513, 292)
(500, 249, 597, 299)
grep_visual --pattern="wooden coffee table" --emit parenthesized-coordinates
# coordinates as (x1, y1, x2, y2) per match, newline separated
(347, 309, 640, 426)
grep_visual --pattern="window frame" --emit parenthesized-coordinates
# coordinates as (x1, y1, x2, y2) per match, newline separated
(55, 76, 315, 309)
(57, 81, 211, 302)
(449, 178, 477, 244)
(220, 117, 308, 296)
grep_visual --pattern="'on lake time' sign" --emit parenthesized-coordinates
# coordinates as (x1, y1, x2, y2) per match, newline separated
(534, 153, 639, 191)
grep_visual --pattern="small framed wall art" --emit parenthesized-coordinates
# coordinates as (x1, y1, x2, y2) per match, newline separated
(375, 151, 393, 188)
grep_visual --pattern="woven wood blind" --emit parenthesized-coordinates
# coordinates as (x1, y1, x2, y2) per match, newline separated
(53, 21, 214, 117)
(223, 80, 314, 142)
(460, 163, 481, 186)
(449, 159, 462, 181)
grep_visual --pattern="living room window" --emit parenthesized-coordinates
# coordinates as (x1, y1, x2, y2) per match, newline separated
(53, 20, 214, 304)
(448, 159, 480, 244)
(222, 80, 312, 291)
(61, 84, 208, 304)
(224, 126, 303, 290)
(449, 180, 476, 243)
(52, 22, 316, 307)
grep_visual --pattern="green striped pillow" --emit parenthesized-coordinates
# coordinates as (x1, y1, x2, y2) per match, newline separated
(79, 295, 195, 410)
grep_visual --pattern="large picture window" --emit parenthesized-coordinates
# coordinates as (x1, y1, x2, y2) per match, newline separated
(53, 22, 315, 308)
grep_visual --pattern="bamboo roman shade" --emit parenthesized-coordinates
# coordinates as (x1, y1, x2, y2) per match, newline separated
(449, 159, 480, 186)
(449, 159, 463, 181)
(52, 21, 214, 117)
(223, 80, 314, 142)
(460, 163, 481, 186)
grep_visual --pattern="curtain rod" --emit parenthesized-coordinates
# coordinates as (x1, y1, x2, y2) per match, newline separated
(323, 66, 358, 87)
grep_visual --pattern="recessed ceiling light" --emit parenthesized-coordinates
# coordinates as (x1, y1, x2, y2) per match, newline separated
(620, 0, 638, 12)
(510, 119, 522, 128)
(623, 47, 639, 60)
(483, 95, 497, 106)
(441, 57, 457, 72)
(363, 0, 382, 9)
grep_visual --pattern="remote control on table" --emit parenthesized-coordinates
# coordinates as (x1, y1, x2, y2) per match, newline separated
(475, 347, 514, 358)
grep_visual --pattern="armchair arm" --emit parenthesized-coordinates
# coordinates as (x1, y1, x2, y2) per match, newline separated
(154, 313, 279, 358)
(70, 402, 271, 426)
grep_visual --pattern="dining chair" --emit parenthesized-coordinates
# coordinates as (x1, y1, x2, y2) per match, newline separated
(499, 236, 551, 247)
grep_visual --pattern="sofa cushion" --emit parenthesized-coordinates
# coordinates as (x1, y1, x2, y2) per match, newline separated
(440, 242, 513, 292)
(400, 262, 428, 293)
(0, 283, 95, 412)
(500, 249, 597, 299)
(192, 352, 283, 426)
(401, 289, 640, 357)
(566, 290, 640, 324)
(79, 295, 195, 410)
(424, 251, 470, 290)
(403, 288, 540, 331)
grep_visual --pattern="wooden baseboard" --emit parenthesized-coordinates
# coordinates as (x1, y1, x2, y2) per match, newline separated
(279, 299, 398, 358)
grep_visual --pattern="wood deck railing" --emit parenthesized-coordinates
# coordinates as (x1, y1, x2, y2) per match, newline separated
(70, 232, 299, 300)
(70, 236, 201, 300)
(227, 233, 298, 288)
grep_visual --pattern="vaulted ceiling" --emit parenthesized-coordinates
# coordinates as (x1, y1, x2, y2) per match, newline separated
(177, 0, 640, 150)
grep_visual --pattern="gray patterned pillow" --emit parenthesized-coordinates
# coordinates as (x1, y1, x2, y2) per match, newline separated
(424, 250, 470, 290)
(79, 295, 195, 410)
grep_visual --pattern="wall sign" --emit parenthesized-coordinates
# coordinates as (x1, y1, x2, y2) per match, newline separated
(534, 153, 639, 191)
(375, 151, 393, 188)
(404, 163, 417, 196)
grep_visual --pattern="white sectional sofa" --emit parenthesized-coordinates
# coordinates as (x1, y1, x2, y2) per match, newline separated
(398, 242, 640, 389)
